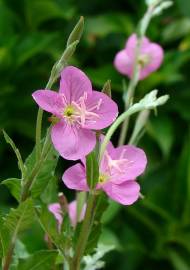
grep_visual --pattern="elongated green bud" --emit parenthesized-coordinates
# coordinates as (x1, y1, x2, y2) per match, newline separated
(67, 16, 84, 47)
(61, 40, 79, 63)
(49, 40, 79, 82)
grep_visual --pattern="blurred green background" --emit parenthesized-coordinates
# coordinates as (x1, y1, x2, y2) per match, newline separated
(1, 0, 190, 269)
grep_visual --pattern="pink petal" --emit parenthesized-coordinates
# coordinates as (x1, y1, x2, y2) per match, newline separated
(139, 43, 164, 80)
(109, 145, 147, 184)
(59, 66, 92, 103)
(48, 200, 86, 228)
(125, 34, 150, 56)
(68, 200, 86, 227)
(114, 49, 133, 78)
(62, 163, 88, 191)
(114, 34, 164, 80)
(83, 91, 118, 129)
(51, 122, 96, 160)
(48, 203, 62, 225)
(102, 180, 140, 205)
(32, 90, 64, 117)
(99, 135, 115, 172)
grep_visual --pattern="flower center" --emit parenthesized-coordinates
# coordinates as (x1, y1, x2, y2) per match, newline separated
(98, 174, 109, 184)
(138, 54, 151, 68)
(64, 105, 75, 117)
(61, 92, 102, 127)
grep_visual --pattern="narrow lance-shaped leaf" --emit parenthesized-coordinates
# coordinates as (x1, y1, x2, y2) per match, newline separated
(36, 206, 60, 248)
(0, 212, 11, 258)
(2, 130, 25, 177)
(86, 151, 99, 189)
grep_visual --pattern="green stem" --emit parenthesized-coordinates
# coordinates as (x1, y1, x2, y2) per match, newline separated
(71, 192, 97, 270)
(2, 242, 15, 270)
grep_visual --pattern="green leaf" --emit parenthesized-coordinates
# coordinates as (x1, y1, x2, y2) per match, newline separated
(17, 250, 58, 270)
(2, 130, 25, 176)
(38, 205, 73, 253)
(1, 178, 21, 202)
(86, 151, 99, 189)
(0, 213, 11, 258)
(37, 206, 60, 248)
(40, 176, 58, 204)
(4, 198, 35, 234)
(24, 142, 58, 199)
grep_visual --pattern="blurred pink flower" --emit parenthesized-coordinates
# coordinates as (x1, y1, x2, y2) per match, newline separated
(62, 139, 147, 205)
(114, 34, 164, 80)
(48, 200, 86, 228)
(32, 66, 118, 160)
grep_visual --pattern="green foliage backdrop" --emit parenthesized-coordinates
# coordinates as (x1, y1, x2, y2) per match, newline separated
(1, 0, 190, 269)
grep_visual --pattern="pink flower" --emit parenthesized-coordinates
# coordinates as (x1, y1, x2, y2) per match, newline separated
(62, 140, 147, 205)
(32, 66, 118, 160)
(48, 200, 86, 228)
(114, 34, 164, 80)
